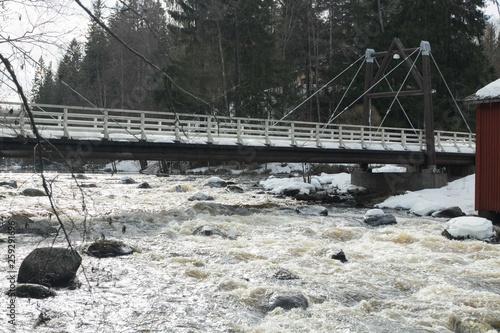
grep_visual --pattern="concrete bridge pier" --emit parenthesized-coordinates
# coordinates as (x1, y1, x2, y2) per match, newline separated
(351, 164, 475, 194)
(351, 167, 447, 194)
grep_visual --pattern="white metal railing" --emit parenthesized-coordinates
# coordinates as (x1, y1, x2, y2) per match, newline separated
(0, 101, 475, 153)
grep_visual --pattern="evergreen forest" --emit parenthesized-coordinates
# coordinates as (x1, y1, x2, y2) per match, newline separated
(31, 0, 500, 131)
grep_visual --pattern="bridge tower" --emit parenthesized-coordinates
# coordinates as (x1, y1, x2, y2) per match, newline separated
(362, 38, 436, 168)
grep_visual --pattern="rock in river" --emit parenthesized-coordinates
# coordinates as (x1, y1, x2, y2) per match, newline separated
(268, 294, 309, 311)
(85, 239, 134, 258)
(18, 247, 82, 287)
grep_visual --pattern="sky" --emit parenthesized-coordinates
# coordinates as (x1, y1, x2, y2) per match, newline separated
(0, 1, 499, 103)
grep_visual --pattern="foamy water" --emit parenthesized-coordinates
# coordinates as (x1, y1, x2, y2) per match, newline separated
(0, 172, 499, 333)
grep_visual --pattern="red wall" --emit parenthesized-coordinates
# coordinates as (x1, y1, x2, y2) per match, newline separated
(475, 102, 500, 212)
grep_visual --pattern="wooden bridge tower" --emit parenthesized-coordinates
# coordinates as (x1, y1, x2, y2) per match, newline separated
(362, 38, 436, 168)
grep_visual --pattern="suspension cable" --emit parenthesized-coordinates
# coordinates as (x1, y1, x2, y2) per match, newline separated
(297, 48, 421, 148)
(376, 49, 421, 130)
(273, 54, 365, 126)
(430, 52, 472, 133)
(375, 59, 417, 132)
(329, 57, 366, 122)
(326, 47, 421, 125)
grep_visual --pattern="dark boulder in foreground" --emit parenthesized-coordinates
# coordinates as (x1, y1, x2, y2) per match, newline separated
(8, 283, 57, 299)
(268, 294, 309, 311)
(18, 247, 82, 287)
(86, 239, 134, 258)
(21, 188, 46, 197)
(0, 215, 57, 236)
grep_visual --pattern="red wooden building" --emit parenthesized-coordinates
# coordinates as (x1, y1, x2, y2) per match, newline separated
(467, 78, 500, 223)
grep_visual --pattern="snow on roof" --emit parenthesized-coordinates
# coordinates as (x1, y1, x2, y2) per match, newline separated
(475, 78, 500, 98)
(463, 78, 500, 103)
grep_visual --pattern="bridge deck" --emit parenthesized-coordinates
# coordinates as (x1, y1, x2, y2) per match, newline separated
(0, 102, 475, 165)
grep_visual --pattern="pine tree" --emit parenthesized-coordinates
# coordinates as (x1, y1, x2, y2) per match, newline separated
(106, 0, 170, 110)
(32, 58, 56, 105)
(55, 39, 83, 105)
(80, 0, 111, 107)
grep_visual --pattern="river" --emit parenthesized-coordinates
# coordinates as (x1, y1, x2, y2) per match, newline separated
(0, 172, 498, 332)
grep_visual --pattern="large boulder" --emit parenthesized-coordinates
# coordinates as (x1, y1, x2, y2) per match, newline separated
(268, 294, 309, 311)
(0, 215, 57, 236)
(442, 217, 496, 242)
(85, 239, 134, 258)
(18, 247, 82, 287)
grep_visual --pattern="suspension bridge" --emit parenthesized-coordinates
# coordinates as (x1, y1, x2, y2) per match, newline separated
(0, 101, 474, 165)
(0, 39, 476, 190)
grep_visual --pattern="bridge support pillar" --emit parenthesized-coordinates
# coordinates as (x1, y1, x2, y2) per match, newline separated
(139, 160, 148, 171)
(351, 168, 447, 194)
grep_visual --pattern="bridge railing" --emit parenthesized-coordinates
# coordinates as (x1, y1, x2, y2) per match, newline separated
(0, 101, 475, 152)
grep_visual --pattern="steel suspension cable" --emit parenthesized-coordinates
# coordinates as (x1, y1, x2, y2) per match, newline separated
(429, 52, 472, 133)
(376, 50, 421, 130)
(326, 47, 421, 126)
(273, 54, 365, 127)
(328, 56, 366, 123)
(375, 59, 417, 133)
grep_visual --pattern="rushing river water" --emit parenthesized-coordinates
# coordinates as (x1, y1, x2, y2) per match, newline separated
(0, 172, 499, 333)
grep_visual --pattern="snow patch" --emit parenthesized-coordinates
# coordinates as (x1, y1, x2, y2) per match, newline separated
(376, 174, 475, 215)
(260, 177, 316, 195)
(371, 164, 407, 173)
(364, 209, 385, 218)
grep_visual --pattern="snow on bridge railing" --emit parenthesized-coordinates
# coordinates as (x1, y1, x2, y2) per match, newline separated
(0, 101, 475, 153)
